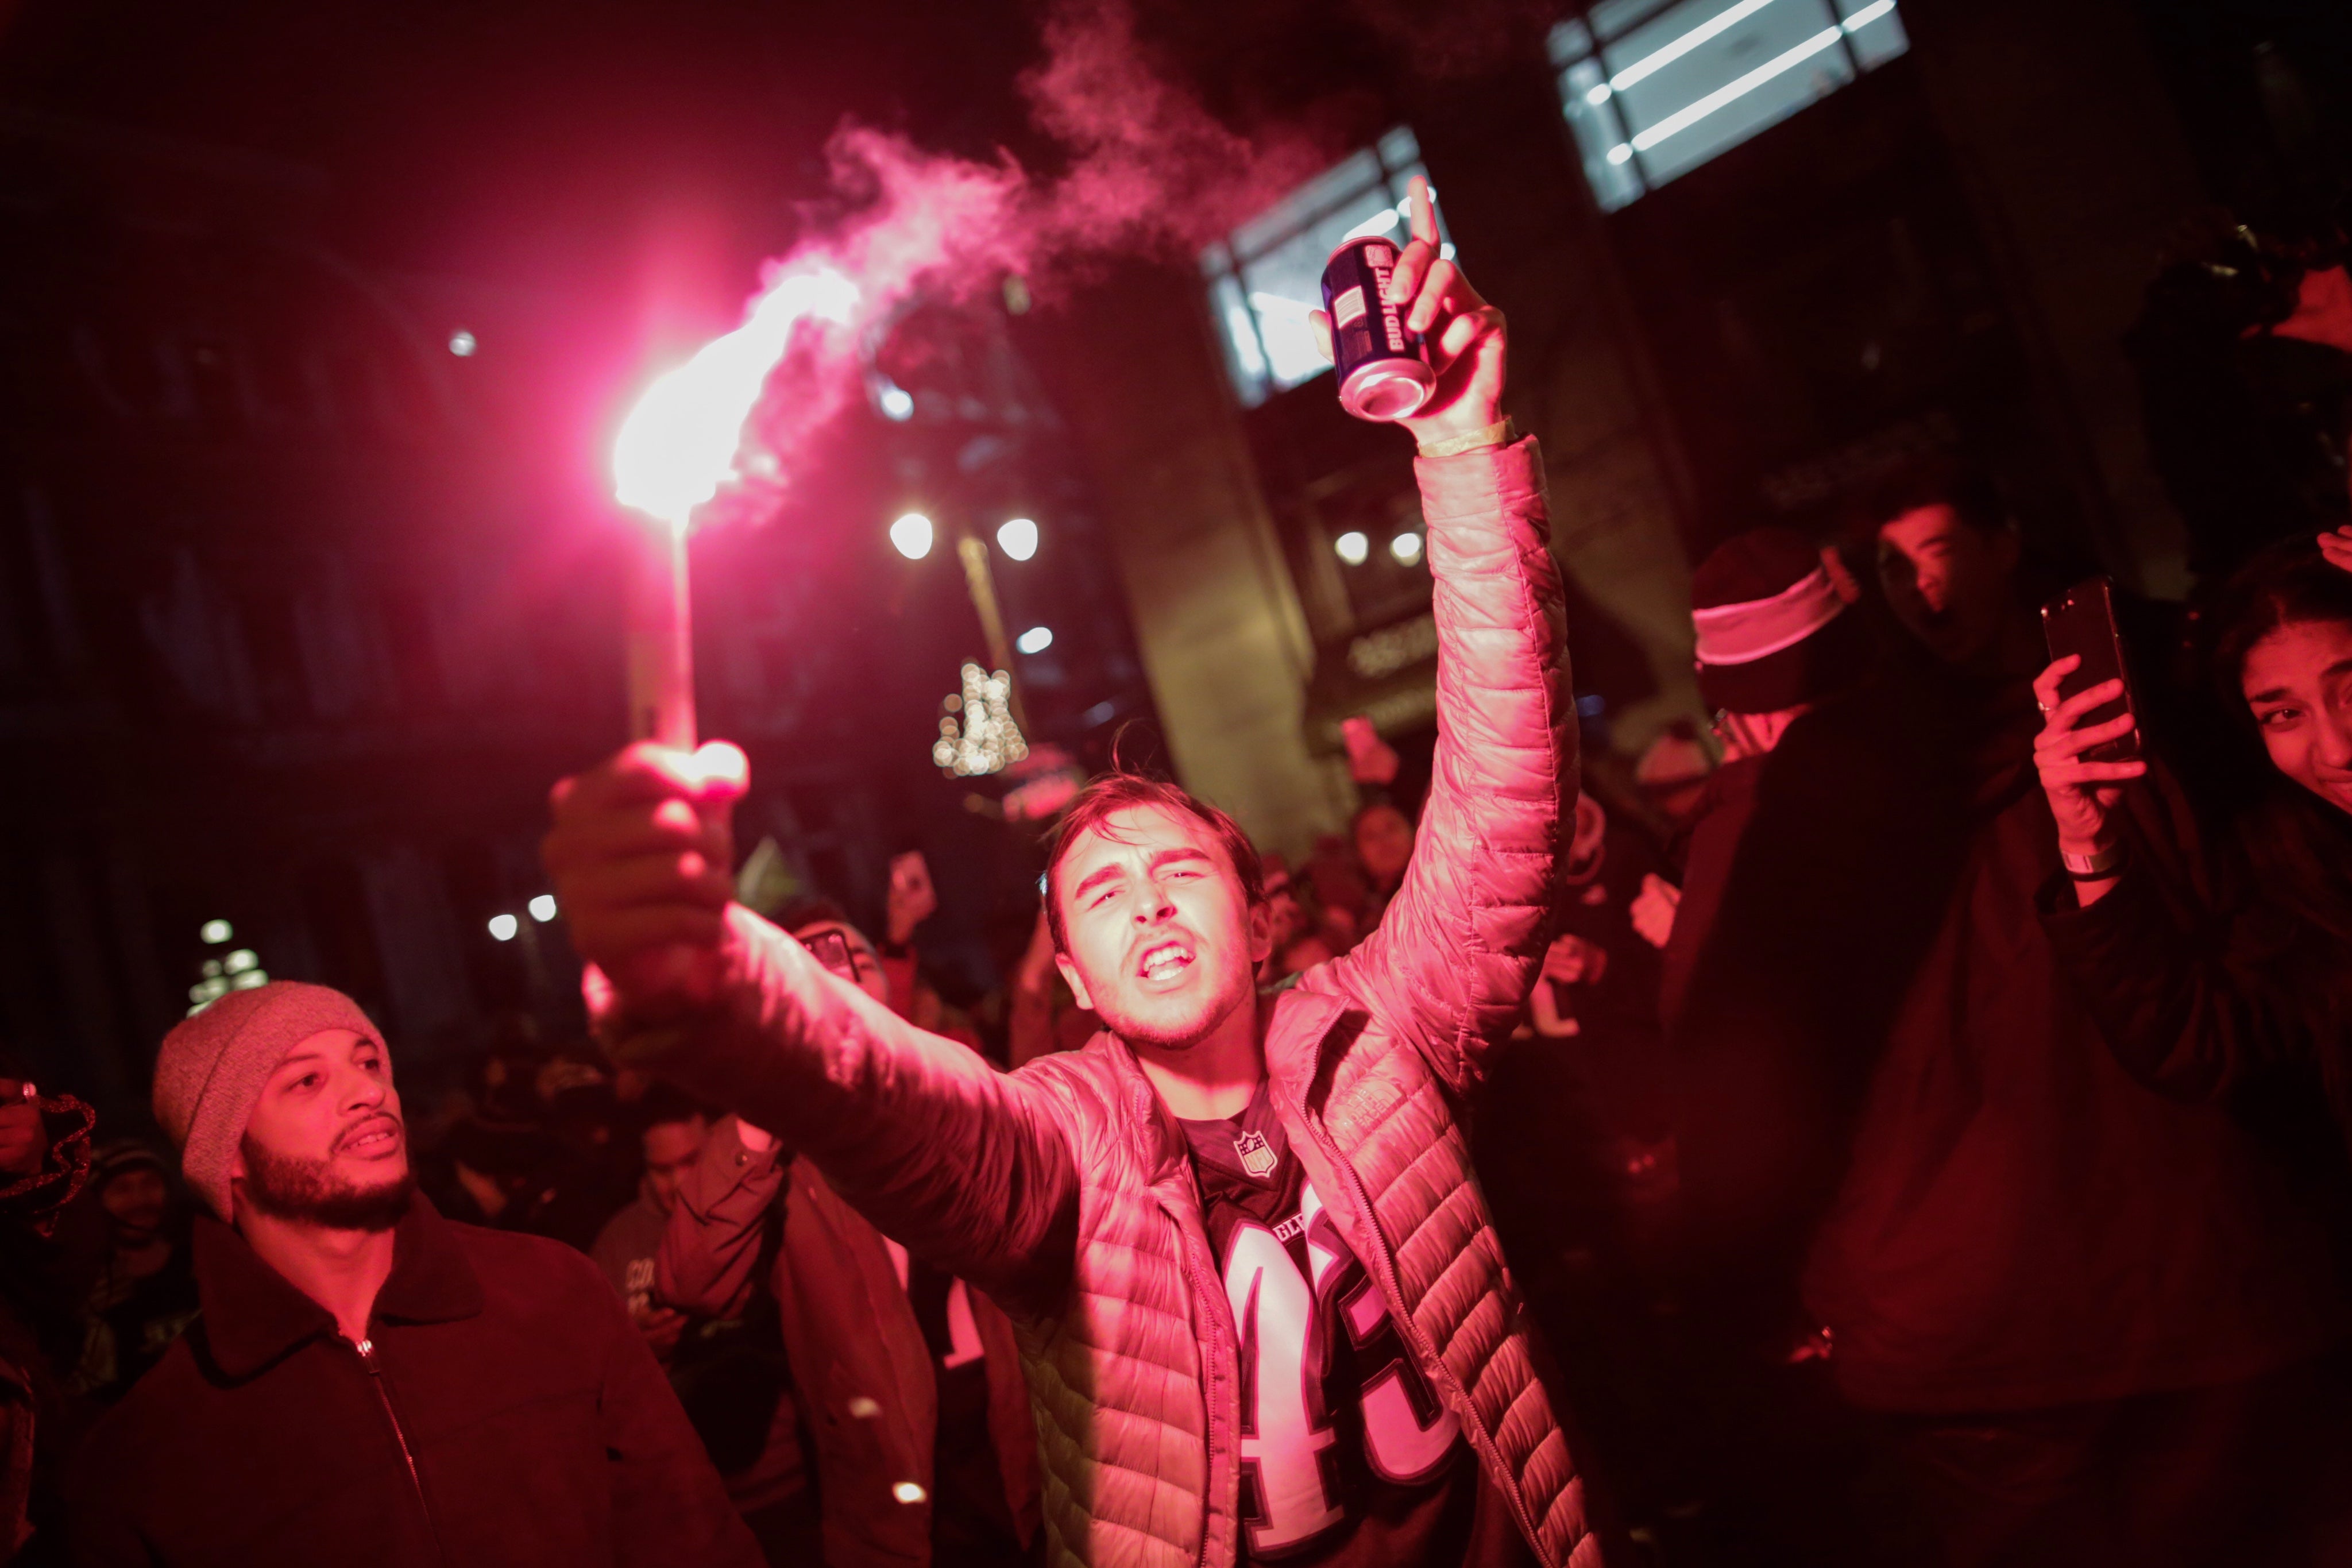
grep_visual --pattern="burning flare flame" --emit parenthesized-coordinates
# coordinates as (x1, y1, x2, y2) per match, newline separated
(611, 268, 862, 530)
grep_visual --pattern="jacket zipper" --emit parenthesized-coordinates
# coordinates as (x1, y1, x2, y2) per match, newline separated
(1300, 1111, 1552, 1563)
(1175, 1227, 1229, 1568)
(1141, 1079, 1230, 1568)
(353, 1335, 438, 1550)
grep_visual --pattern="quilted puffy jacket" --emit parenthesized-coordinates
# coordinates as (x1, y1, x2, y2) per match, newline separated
(612, 437, 1594, 1568)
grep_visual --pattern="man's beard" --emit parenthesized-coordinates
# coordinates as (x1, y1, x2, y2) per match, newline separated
(1098, 972, 1254, 1055)
(239, 1136, 414, 1232)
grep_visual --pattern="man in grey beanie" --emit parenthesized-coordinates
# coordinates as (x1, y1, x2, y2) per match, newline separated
(68, 981, 760, 1568)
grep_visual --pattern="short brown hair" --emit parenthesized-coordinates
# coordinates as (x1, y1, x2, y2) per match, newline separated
(1840, 455, 2007, 549)
(1044, 773, 1264, 953)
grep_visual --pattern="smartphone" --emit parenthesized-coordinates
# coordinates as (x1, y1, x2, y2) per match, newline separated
(804, 929, 856, 980)
(2040, 576, 2140, 763)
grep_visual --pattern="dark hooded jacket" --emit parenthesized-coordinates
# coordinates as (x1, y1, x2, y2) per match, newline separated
(67, 1193, 759, 1568)
(2042, 773, 2352, 1156)
(1666, 667, 2343, 1412)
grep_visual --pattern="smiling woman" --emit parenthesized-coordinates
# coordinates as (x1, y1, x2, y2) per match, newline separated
(2038, 532, 2352, 1165)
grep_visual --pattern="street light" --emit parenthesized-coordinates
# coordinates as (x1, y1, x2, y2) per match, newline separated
(997, 517, 1038, 561)
(890, 512, 935, 560)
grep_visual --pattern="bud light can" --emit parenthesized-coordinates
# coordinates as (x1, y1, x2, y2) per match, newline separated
(1322, 235, 1434, 422)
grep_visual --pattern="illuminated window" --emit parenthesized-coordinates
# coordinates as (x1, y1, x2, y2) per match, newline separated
(1552, 0, 1908, 210)
(1200, 127, 1443, 407)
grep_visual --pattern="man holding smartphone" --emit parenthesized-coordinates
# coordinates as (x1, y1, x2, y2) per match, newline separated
(545, 186, 1600, 1568)
(1737, 466, 2343, 1562)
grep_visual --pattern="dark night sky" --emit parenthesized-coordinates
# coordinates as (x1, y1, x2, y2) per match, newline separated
(0, 0, 1050, 302)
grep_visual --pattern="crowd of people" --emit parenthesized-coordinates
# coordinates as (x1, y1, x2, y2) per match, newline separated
(6, 186, 2352, 1568)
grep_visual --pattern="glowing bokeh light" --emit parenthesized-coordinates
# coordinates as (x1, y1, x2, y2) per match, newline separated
(448, 329, 478, 357)
(878, 382, 916, 421)
(488, 913, 519, 943)
(890, 512, 936, 560)
(1390, 532, 1424, 563)
(611, 268, 860, 530)
(528, 894, 557, 923)
(997, 517, 1039, 561)
(1016, 625, 1053, 654)
(188, 932, 268, 1014)
(1334, 531, 1370, 565)
(934, 663, 1029, 777)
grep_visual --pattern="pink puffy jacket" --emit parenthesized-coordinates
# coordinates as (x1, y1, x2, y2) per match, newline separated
(615, 437, 1593, 1568)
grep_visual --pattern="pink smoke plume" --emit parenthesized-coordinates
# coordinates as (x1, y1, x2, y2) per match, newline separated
(616, 0, 1330, 533)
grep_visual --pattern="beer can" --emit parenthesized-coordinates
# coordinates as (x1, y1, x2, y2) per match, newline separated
(1321, 235, 1434, 422)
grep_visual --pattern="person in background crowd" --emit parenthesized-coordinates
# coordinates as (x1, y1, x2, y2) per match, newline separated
(0, 1057, 93, 1566)
(2038, 530, 2352, 1173)
(1631, 720, 1715, 832)
(1335, 715, 1421, 940)
(660, 902, 1035, 1568)
(1612, 528, 1878, 1562)
(879, 850, 941, 1012)
(72, 1141, 196, 1407)
(69, 982, 759, 1568)
(593, 1088, 810, 1566)
(1656, 527, 1867, 1033)
(1472, 786, 1682, 1543)
(1009, 903, 1098, 1068)
(1349, 799, 1416, 933)
(590, 1088, 714, 1357)
(1271, 928, 1337, 977)
(547, 186, 1605, 1568)
(1251, 853, 1313, 984)
(1681, 464, 2343, 1568)
(536, 1063, 638, 1251)
(424, 1033, 636, 1254)
(434, 1111, 566, 1230)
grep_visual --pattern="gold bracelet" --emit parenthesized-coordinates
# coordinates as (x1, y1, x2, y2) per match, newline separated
(1417, 418, 1516, 459)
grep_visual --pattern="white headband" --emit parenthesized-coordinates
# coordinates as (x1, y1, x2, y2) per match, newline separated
(1691, 566, 1845, 666)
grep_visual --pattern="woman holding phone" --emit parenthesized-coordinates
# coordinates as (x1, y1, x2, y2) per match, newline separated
(2034, 530, 2352, 1154)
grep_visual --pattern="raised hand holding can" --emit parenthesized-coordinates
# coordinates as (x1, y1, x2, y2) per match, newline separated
(1313, 177, 1508, 446)
(1323, 233, 1435, 420)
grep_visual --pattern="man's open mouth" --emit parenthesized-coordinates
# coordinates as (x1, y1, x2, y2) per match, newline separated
(338, 1115, 404, 1157)
(1136, 940, 1194, 983)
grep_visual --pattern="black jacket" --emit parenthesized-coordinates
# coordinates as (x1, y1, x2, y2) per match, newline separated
(2042, 776, 2352, 1154)
(67, 1194, 759, 1568)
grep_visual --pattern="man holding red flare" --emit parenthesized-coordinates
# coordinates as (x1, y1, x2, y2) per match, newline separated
(545, 184, 1601, 1568)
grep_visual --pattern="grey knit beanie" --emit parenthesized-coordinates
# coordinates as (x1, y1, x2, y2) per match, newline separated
(152, 981, 382, 1222)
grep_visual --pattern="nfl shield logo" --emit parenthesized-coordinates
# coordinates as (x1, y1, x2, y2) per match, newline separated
(1234, 1130, 1278, 1181)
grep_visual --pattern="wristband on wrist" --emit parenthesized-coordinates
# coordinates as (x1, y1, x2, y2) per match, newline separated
(1417, 416, 1515, 459)
(2060, 840, 2125, 879)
